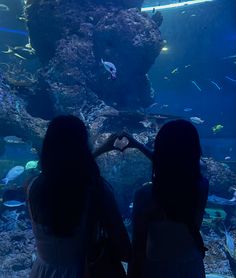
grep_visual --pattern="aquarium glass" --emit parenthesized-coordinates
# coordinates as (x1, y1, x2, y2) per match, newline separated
(0, 0, 235, 276)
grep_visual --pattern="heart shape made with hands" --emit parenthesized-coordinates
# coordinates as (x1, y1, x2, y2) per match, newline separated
(113, 137, 129, 150)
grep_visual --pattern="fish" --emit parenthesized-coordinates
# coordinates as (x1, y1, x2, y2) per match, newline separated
(210, 81, 221, 90)
(3, 136, 24, 144)
(171, 68, 178, 74)
(225, 76, 236, 82)
(191, 80, 202, 91)
(25, 160, 38, 170)
(224, 156, 231, 160)
(162, 47, 168, 52)
(184, 108, 192, 112)
(0, 4, 9, 11)
(208, 195, 236, 206)
(2, 45, 36, 60)
(2, 166, 25, 185)
(190, 117, 204, 124)
(101, 58, 117, 79)
(139, 119, 152, 128)
(212, 124, 224, 134)
(184, 64, 191, 68)
(3, 200, 25, 208)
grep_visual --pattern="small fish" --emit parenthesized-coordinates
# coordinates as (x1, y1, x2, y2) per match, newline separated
(162, 47, 168, 52)
(164, 76, 169, 80)
(191, 80, 202, 92)
(2, 45, 36, 60)
(184, 64, 191, 68)
(210, 81, 221, 90)
(3, 200, 25, 208)
(101, 58, 117, 79)
(171, 68, 178, 74)
(30, 147, 38, 155)
(146, 102, 159, 110)
(0, 4, 9, 11)
(139, 119, 152, 128)
(224, 156, 231, 160)
(225, 76, 236, 82)
(2, 166, 25, 185)
(25, 160, 38, 170)
(190, 117, 204, 124)
(3, 136, 23, 144)
(18, 16, 27, 22)
(129, 202, 133, 209)
(184, 108, 192, 112)
(212, 124, 224, 134)
(190, 14, 196, 17)
(208, 195, 236, 206)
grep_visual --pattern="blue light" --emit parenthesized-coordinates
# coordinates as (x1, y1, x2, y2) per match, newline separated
(0, 27, 28, 36)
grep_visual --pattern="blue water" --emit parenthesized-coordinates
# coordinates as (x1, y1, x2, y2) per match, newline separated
(147, 0, 236, 139)
(0, 0, 235, 276)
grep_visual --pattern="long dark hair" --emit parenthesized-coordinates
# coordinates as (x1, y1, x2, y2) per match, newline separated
(152, 119, 202, 225)
(30, 115, 100, 236)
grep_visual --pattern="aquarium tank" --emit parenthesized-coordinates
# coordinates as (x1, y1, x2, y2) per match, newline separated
(0, 0, 235, 276)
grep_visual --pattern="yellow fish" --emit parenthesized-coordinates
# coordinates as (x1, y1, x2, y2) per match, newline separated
(212, 124, 224, 134)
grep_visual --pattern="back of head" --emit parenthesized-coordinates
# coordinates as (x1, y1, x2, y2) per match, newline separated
(152, 119, 202, 224)
(32, 115, 100, 236)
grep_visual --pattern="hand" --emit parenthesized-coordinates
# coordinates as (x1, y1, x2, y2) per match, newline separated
(102, 133, 121, 153)
(117, 131, 138, 151)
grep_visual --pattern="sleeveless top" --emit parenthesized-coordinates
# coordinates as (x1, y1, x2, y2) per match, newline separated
(146, 219, 202, 262)
(27, 176, 89, 277)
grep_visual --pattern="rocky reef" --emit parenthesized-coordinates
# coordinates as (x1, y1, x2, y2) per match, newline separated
(0, 0, 163, 148)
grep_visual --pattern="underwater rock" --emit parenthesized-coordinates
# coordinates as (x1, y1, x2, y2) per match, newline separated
(93, 8, 162, 108)
(0, 87, 47, 150)
(203, 229, 235, 277)
(25, 0, 162, 110)
(151, 11, 164, 28)
(0, 229, 33, 276)
(202, 158, 236, 198)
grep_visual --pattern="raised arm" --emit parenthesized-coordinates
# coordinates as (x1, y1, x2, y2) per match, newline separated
(118, 132, 153, 160)
(93, 132, 153, 160)
(93, 133, 120, 158)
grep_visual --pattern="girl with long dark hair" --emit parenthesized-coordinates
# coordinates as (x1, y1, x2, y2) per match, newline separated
(27, 115, 131, 278)
(125, 120, 209, 278)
